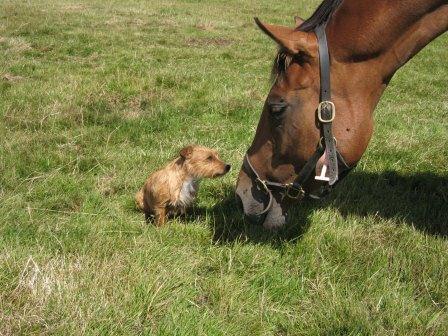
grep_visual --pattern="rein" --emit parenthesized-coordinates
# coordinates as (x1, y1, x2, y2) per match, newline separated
(243, 22, 350, 215)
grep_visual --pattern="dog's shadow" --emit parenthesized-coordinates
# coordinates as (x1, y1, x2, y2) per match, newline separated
(200, 170, 448, 245)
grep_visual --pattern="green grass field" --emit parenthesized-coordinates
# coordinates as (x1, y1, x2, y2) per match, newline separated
(1, 0, 447, 334)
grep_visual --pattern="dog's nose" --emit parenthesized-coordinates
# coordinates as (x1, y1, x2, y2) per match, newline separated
(224, 164, 231, 172)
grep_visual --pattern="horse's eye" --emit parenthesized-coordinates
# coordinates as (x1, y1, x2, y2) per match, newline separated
(207, 155, 213, 161)
(268, 99, 288, 121)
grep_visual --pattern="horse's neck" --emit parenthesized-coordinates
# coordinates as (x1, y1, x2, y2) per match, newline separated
(329, 0, 447, 79)
(322, 0, 446, 164)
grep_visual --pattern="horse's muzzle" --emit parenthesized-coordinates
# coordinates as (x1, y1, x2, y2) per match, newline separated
(235, 192, 267, 225)
(235, 168, 287, 229)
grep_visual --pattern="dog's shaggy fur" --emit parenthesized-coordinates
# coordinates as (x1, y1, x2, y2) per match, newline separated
(135, 145, 230, 226)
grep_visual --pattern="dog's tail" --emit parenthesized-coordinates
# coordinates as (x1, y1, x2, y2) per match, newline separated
(135, 189, 145, 211)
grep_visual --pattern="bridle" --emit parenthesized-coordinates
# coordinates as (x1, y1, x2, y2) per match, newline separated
(242, 21, 352, 219)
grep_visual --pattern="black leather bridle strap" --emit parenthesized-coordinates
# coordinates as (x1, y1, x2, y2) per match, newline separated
(315, 23, 339, 185)
(243, 143, 324, 202)
(315, 24, 331, 102)
(291, 144, 325, 190)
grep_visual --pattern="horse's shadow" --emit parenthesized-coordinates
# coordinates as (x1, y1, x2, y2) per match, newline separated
(203, 170, 448, 245)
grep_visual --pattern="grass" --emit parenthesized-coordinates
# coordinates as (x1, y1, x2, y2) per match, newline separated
(0, 0, 447, 334)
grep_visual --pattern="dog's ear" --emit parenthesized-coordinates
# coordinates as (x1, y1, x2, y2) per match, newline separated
(179, 145, 194, 159)
(294, 15, 304, 27)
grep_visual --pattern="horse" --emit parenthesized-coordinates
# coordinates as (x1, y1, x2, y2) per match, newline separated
(235, 0, 448, 229)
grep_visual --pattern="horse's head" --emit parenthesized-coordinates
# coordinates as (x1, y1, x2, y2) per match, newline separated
(236, 18, 330, 229)
(236, 0, 448, 229)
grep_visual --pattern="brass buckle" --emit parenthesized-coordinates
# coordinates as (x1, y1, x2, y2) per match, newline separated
(286, 184, 305, 199)
(317, 101, 335, 123)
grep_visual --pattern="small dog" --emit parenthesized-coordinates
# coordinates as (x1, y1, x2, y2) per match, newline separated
(135, 145, 230, 226)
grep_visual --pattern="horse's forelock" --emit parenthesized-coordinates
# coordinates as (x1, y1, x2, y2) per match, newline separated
(270, 0, 344, 78)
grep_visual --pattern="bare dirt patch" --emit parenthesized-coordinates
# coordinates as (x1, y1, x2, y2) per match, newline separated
(61, 4, 88, 12)
(124, 90, 174, 120)
(194, 22, 215, 31)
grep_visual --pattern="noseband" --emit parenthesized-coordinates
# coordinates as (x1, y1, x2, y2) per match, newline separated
(243, 22, 352, 218)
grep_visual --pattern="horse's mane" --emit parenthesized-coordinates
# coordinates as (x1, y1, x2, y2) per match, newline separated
(271, 0, 343, 79)
(297, 0, 343, 32)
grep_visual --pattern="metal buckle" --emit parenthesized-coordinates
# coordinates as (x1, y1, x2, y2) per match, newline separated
(317, 101, 335, 123)
(286, 184, 305, 199)
(256, 178, 269, 194)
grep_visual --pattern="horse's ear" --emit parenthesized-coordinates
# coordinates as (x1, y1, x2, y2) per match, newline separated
(254, 17, 312, 56)
(294, 16, 304, 27)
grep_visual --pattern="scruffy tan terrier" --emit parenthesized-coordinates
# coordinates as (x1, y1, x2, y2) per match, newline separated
(135, 145, 231, 226)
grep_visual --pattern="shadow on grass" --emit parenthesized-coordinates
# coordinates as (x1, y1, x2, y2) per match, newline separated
(207, 170, 448, 245)
(334, 170, 448, 237)
(206, 187, 313, 247)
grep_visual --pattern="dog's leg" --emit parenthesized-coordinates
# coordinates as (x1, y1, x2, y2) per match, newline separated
(179, 206, 186, 216)
(154, 207, 167, 227)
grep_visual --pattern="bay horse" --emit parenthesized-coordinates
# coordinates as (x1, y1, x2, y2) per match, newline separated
(235, 0, 448, 229)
